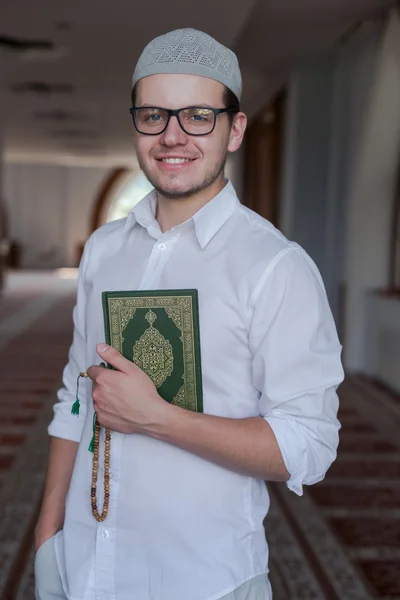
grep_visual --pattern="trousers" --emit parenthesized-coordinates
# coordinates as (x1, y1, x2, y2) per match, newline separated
(34, 535, 272, 600)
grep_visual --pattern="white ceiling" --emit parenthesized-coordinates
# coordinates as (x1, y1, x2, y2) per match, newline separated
(0, 0, 393, 166)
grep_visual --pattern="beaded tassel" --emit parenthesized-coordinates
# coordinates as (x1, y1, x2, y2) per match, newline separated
(71, 372, 88, 416)
(70, 366, 111, 521)
(88, 363, 106, 453)
(88, 412, 96, 453)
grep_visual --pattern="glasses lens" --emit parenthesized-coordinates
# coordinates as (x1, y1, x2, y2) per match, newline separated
(180, 108, 215, 134)
(134, 108, 169, 134)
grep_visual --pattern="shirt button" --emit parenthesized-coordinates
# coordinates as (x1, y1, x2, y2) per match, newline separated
(158, 243, 166, 251)
(102, 529, 110, 538)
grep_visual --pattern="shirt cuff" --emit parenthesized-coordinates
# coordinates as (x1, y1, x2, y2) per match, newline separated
(264, 415, 308, 496)
(48, 409, 85, 443)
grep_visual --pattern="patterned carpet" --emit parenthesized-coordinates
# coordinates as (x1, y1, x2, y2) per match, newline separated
(266, 375, 400, 600)
(0, 272, 399, 600)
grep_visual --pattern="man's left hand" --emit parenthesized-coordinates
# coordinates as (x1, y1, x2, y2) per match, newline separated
(86, 344, 170, 435)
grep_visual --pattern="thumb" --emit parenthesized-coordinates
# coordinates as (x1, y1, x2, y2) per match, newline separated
(96, 344, 132, 373)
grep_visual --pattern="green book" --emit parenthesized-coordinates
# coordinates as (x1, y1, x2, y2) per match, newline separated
(102, 289, 203, 413)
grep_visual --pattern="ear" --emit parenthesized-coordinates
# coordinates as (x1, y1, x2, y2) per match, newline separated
(228, 112, 247, 153)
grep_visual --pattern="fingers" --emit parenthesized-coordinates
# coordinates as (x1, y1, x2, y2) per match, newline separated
(95, 408, 133, 435)
(87, 364, 106, 382)
(96, 344, 134, 374)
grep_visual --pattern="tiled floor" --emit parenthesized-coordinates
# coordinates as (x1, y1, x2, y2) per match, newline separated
(0, 271, 399, 600)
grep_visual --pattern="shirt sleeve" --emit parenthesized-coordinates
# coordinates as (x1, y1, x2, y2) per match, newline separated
(47, 235, 93, 442)
(249, 245, 344, 496)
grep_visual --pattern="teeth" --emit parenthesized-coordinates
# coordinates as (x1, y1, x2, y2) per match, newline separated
(162, 158, 190, 164)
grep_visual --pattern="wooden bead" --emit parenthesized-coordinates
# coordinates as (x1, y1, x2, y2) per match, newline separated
(91, 420, 111, 522)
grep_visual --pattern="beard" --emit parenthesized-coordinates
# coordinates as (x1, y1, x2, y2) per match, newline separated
(137, 151, 228, 200)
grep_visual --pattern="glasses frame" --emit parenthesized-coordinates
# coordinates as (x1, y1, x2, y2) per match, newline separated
(129, 105, 238, 136)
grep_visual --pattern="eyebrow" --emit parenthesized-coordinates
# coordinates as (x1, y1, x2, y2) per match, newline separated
(136, 103, 215, 109)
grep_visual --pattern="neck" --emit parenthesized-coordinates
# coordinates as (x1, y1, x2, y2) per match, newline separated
(156, 176, 226, 233)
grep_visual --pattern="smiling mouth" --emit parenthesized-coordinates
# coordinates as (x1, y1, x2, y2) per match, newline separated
(157, 157, 195, 164)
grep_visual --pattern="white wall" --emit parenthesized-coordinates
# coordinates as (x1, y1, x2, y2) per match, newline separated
(344, 9, 400, 371)
(281, 9, 400, 373)
(3, 163, 111, 268)
(279, 19, 382, 332)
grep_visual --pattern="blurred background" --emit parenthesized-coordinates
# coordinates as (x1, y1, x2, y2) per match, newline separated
(0, 1, 400, 599)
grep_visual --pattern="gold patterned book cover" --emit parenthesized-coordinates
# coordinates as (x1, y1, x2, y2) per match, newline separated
(102, 290, 203, 413)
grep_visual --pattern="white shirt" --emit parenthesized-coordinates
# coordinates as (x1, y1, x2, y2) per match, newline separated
(48, 180, 344, 600)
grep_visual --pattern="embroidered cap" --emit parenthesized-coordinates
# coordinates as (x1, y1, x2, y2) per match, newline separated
(132, 28, 242, 101)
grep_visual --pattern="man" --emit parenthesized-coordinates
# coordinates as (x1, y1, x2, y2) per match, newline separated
(35, 28, 343, 600)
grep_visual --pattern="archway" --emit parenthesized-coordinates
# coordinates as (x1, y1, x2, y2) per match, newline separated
(76, 168, 154, 266)
(106, 170, 154, 223)
(90, 167, 154, 233)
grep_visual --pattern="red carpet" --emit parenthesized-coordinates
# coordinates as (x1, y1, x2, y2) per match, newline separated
(0, 274, 399, 599)
(0, 279, 77, 600)
(267, 374, 400, 599)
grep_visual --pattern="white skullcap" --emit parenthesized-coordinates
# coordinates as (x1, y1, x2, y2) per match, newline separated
(132, 28, 242, 101)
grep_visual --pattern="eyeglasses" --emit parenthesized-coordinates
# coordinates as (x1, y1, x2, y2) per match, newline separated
(129, 106, 238, 136)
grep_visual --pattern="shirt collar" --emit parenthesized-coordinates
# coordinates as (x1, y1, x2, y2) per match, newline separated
(124, 180, 240, 249)
(124, 188, 159, 238)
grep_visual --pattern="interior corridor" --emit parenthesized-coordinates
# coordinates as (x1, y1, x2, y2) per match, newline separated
(0, 273, 399, 600)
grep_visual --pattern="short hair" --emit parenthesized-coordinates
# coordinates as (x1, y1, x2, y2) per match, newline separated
(130, 84, 240, 125)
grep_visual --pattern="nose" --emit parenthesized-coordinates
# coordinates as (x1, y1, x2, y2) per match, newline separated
(159, 115, 188, 147)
